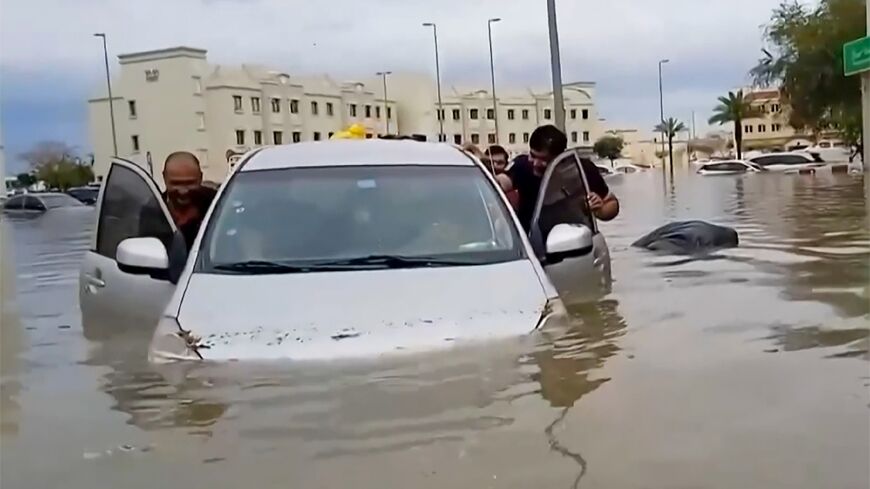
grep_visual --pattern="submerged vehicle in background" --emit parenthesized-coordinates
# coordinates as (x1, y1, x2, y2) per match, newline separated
(697, 160, 762, 175)
(3, 192, 86, 214)
(80, 141, 612, 362)
(613, 163, 647, 174)
(804, 140, 851, 163)
(67, 186, 100, 205)
(746, 152, 825, 173)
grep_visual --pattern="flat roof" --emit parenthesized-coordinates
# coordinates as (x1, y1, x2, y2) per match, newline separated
(241, 140, 475, 171)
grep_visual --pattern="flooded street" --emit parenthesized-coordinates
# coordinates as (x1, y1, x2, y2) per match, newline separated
(1, 171, 868, 488)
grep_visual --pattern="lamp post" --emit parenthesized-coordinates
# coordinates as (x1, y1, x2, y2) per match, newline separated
(376, 71, 392, 135)
(657, 58, 669, 172)
(487, 18, 501, 144)
(94, 33, 118, 156)
(422, 23, 444, 142)
(546, 0, 566, 132)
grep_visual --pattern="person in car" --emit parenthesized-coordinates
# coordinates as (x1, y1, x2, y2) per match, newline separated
(484, 145, 519, 210)
(508, 125, 619, 231)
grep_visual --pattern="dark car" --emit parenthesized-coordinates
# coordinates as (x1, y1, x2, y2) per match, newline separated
(3, 193, 85, 213)
(67, 186, 100, 205)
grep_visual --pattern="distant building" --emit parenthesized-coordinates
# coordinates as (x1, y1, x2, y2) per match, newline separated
(740, 88, 814, 151)
(89, 46, 603, 185)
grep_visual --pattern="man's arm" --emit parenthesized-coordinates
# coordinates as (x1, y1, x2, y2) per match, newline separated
(580, 159, 620, 221)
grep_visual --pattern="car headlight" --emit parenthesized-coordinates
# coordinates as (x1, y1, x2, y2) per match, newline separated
(148, 316, 206, 363)
(535, 297, 569, 331)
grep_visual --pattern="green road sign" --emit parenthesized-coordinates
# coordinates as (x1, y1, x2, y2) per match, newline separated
(844, 36, 870, 76)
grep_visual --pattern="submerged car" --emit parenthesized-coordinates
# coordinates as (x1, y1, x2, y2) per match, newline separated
(746, 152, 825, 172)
(67, 186, 100, 205)
(80, 140, 611, 362)
(3, 192, 86, 213)
(696, 160, 762, 175)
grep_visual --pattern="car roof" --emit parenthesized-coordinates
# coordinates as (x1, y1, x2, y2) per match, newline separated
(241, 140, 475, 172)
(27, 192, 70, 198)
(701, 160, 747, 165)
(749, 152, 810, 159)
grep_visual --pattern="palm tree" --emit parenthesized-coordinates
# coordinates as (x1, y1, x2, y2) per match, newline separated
(708, 90, 758, 160)
(654, 117, 687, 175)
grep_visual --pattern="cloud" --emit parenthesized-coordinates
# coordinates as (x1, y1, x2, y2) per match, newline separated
(0, 0, 782, 170)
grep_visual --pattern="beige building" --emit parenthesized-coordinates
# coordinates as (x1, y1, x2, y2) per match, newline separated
(740, 88, 813, 151)
(89, 46, 602, 185)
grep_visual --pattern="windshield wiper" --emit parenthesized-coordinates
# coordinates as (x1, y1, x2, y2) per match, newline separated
(315, 254, 473, 269)
(212, 260, 315, 274)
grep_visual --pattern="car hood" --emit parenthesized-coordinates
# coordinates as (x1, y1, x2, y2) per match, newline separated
(170, 260, 548, 361)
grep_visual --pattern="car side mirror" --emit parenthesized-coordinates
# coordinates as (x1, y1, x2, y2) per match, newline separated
(117, 237, 170, 280)
(545, 223, 593, 263)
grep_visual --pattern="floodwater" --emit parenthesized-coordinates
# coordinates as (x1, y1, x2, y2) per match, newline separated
(1, 171, 868, 489)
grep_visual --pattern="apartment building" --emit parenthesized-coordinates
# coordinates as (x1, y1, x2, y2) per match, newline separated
(89, 46, 602, 185)
(740, 88, 813, 151)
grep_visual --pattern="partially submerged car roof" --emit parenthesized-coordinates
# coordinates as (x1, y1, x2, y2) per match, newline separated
(241, 140, 475, 172)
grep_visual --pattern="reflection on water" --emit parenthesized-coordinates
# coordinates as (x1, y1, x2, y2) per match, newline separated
(1, 173, 868, 489)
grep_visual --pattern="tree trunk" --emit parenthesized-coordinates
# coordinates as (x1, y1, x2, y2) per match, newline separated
(734, 119, 743, 160)
(667, 135, 674, 177)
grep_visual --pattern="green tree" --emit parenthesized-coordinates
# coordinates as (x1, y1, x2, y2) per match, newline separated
(593, 135, 625, 167)
(708, 91, 757, 159)
(15, 173, 37, 188)
(751, 0, 864, 140)
(654, 117, 687, 173)
(19, 141, 93, 191)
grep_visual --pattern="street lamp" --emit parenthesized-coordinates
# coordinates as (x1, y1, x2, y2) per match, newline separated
(546, 0, 566, 132)
(487, 18, 501, 144)
(94, 33, 118, 156)
(376, 71, 392, 135)
(422, 23, 445, 142)
(658, 58, 670, 171)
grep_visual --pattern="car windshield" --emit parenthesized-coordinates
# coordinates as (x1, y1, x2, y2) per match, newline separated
(41, 194, 84, 208)
(198, 165, 524, 273)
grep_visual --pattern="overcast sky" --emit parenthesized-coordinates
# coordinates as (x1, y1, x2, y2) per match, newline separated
(0, 0, 784, 172)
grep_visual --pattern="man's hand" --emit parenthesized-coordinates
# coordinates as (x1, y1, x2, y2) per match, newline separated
(587, 193, 604, 212)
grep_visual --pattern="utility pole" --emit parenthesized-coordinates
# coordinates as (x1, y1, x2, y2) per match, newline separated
(657, 58, 669, 172)
(487, 18, 501, 144)
(376, 71, 392, 135)
(423, 23, 444, 142)
(547, 0, 566, 132)
(94, 33, 118, 156)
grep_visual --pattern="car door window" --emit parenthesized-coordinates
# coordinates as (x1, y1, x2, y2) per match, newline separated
(3, 196, 24, 210)
(96, 164, 174, 259)
(23, 196, 45, 211)
(781, 155, 810, 165)
(528, 153, 594, 257)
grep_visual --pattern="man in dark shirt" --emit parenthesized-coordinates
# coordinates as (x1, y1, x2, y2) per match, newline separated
(508, 125, 619, 230)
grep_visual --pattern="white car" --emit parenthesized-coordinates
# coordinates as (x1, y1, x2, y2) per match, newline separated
(746, 152, 826, 172)
(696, 160, 762, 175)
(805, 140, 852, 163)
(80, 141, 611, 362)
(613, 163, 646, 174)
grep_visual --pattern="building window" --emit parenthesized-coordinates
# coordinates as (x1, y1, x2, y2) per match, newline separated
(328, 132, 334, 138)
(375, 106, 381, 119)
(366, 134, 373, 139)
(487, 108, 495, 120)
(350, 104, 358, 117)
(197, 112, 205, 130)
(311, 101, 319, 115)
(145, 69, 159, 82)
(523, 132, 530, 143)
(273, 131, 283, 144)
(193, 76, 202, 95)
(454, 134, 462, 144)
(471, 133, 480, 144)
(544, 109, 552, 120)
(251, 97, 261, 113)
(233, 95, 243, 112)
(312, 132, 321, 141)
(771, 103, 781, 113)
(570, 109, 576, 120)
(571, 131, 578, 143)
(488, 133, 496, 144)
(582, 131, 590, 142)
(507, 109, 515, 120)
(772, 123, 782, 132)
(522, 109, 529, 120)
(326, 102, 334, 116)
(452, 109, 461, 120)
(437, 109, 445, 121)
(363, 105, 370, 118)
(509, 133, 516, 144)
(292, 131, 302, 143)
(271, 98, 281, 113)
(387, 107, 392, 119)
(290, 99, 299, 114)
(128, 100, 137, 118)
(235, 130, 245, 145)
(470, 108, 479, 120)
(582, 109, 589, 120)
(744, 125, 753, 133)
(254, 130, 263, 145)
(131, 135, 140, 152)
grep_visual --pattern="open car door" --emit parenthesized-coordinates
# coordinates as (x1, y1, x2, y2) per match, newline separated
(527, 150, 611, 301)
(79, 159, 177, 335)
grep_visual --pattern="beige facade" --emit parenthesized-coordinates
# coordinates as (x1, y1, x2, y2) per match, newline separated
(739, 88, 813, 151)
(89, 46, 602, 185)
